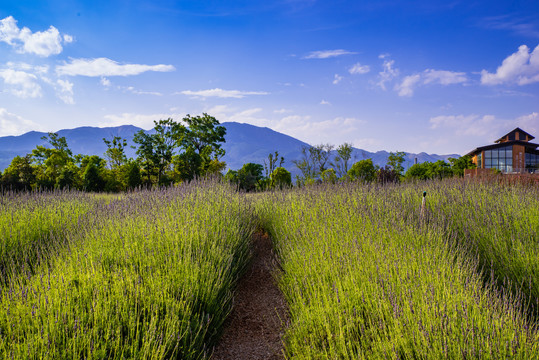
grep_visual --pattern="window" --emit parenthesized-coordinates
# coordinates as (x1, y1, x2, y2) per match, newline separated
(485, 145, 513, 172)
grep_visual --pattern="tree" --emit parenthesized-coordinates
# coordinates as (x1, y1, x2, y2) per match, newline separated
(310, 144, 334, 174)
(124, 160, 142, 189)
(174, 113, 227, 181)
(81, 155, 106, 192)
(133, 118, 185, 185)
(448, 156, 475, 177)
(103, 136, 128, 169)
(264, 151, 284, 177)
(320, 168, 337, 184)
(405, 160, 453, 180)
(270, 167, 291, 189)
(1, 155, 35, 191)
(332, 143, 354, 178)
(377, 166, 400, 184)
(31, 133, 74, 189)
(237, 163, 264, 192)
(348, 159, 378, 182)
(387, 151, 406, 177)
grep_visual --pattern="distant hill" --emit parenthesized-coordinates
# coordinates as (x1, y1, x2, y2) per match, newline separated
(0, 122, 459, 175)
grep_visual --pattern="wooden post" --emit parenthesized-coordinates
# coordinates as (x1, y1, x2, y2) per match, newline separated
(420, 191, 427, 220)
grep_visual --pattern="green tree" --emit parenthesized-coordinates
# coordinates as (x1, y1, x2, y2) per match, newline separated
(124, 160, 142, 189)
(1, 155, 35, 191)
(320, 168, 337, 184)
(81, 155, 106, 192)
(348, 159, 378, 182)
(332, 143, 354, 178)
(264, 151, 284, 177)
(31, 133, 74, 189)
(270, 166, 291, 189)
(387, 151, 406, 177)
(174, 113, 227, 181)
(448, 155, 475, 177)
(103, 136, 128, 169)
(133, 118, 184, 185)
(237, 163, 264, 192)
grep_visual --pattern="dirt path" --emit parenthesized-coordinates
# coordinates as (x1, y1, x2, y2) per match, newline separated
(211, 231, 289, 360)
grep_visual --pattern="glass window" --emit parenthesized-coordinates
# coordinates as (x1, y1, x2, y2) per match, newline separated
(477, 153, 482, 168)
(507, 158, 512, 166)
(492, 149, 499, 160)
(485, 150, 491, 159)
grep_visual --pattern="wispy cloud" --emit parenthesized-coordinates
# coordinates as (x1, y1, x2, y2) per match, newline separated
(0, 16, 72, 57)
(178, 88, 269, 98)
(303, 49, 357, 59)
(377, 59, 399, 90)
(0, 69, 42, 98)
(395, 69, 467, 96)
(0, 108, 42, 136)
(56, 58, 175, 77)
(56, 79, 74, 104)
(481, 44, 539, 85)
(349, 62, 370, 75)
(332, 74, 343, 84)
(100, 112, 183, 129)
(395, 74, 421, 97)
(479, 15, 539, 38)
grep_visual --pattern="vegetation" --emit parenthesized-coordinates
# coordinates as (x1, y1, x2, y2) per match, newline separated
(1, 176, 539, 358)
(0, 181, 255, 359)
(258, 180, 539, 359)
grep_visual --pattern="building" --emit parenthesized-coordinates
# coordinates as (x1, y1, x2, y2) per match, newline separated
(466, 128, 539, 174)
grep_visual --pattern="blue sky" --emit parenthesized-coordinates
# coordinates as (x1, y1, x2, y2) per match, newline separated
(1, 0, 538, 155)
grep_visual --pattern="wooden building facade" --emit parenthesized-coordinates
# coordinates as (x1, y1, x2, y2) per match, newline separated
(466, 128, 539, 174)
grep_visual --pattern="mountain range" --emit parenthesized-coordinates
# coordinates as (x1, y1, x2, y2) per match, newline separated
(0, 122, 460, 176)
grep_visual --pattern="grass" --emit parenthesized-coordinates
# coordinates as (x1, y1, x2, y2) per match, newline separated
(0, 181, 255, 359)
(257, 181, 539, 359)
(1, 178, 539, 359)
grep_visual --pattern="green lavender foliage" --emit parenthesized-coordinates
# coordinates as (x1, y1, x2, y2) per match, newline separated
(0, 181, 255, 359)
(258, 181, 539, 359)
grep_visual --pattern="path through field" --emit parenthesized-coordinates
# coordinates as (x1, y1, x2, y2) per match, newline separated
(211, 232, 289, 359)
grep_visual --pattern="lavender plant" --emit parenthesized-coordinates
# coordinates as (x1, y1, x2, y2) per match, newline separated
(258, 182, 539, 359)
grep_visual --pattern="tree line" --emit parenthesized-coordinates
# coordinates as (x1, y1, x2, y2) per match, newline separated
(0, 114, 475, 192)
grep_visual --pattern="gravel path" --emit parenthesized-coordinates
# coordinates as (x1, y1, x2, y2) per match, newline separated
(211, 232, 289, 360)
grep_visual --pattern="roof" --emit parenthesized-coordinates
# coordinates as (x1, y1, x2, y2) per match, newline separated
(466, 140, 539, 157)
(495, 127, 535, 143)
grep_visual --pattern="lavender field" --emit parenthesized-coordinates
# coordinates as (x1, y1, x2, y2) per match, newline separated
(1, 179, 538, 359)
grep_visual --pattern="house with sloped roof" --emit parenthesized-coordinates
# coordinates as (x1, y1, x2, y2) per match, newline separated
(466, 128, 539, 174)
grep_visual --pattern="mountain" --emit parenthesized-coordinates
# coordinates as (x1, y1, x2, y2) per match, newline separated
(0, 122, 460, 174)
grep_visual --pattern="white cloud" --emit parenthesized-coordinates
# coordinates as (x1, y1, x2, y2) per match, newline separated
(274, 108, 292, 114)
(349, 62, 370, 75)
(123, 86, 162, 96)
(0, 16, 71, 57)
(515, 112, 539, 135)
(320, 99, 331, 105)
(0, 108, 42, 136)
(429, 114, 498, 137)
(0, 69, 42, 98)
(303, 49, 357, 59)
(100, 77, 111, 87)
(100, 113, 183, 129)
(6, 62, 49, 74)
(481, 44, 539, 85)
(56, 79, 74, 104)
(394, 74, 421, 97)
(56, 58, 175, 77)
(395, 69, 467, 96)
(179, 88, 269, 99)
(423, 69, 467, 85)
(333, 74, 343, 84)
(377, 59, 399, 90)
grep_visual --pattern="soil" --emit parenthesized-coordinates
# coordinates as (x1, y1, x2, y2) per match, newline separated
(211, 231, 290, 360)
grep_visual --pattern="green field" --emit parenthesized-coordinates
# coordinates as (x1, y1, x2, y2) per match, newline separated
(1, 179, 538, 359)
